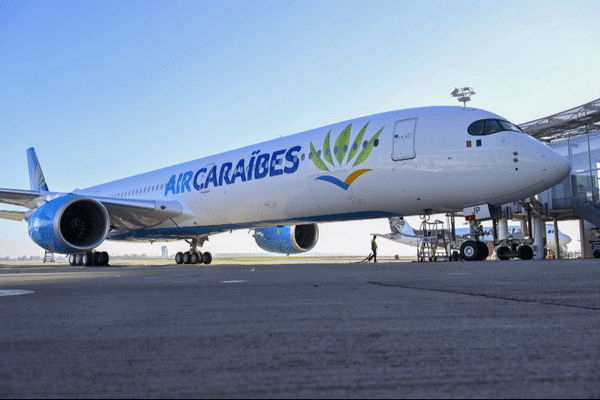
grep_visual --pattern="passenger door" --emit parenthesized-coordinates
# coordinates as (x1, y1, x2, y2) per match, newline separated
(392, 118, 417, 161)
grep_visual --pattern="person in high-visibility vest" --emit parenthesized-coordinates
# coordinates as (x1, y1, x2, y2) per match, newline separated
(371, 236, 378, 263)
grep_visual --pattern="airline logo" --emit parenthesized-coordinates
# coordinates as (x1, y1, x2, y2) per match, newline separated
(310, 122, 383, 190)
(164, 146, 302, 196)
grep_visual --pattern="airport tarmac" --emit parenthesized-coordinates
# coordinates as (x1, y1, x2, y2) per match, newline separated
(1, 258, 599, 398)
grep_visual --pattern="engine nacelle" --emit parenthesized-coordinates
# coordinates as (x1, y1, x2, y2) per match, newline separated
(28, 195, 110, 254)
(254, 224, 319, 254)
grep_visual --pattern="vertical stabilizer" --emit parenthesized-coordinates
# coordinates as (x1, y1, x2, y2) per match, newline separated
(26, 147, 49, 191)
(389, 217, 415, 236)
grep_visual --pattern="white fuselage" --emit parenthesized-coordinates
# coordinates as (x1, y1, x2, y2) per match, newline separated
(74, 106, 570, 242)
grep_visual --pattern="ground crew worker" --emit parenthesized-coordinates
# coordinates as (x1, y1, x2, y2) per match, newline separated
(371, 236, 378, 263)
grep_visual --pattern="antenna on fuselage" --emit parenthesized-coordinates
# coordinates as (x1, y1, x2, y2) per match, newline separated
(451, 87, 475, 107)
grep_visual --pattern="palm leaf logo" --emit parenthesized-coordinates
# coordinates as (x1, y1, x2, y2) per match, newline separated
(310, 122, 384, 190)
(310, 122, 384, 171)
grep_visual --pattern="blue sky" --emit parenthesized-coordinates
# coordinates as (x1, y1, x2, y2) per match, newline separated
(1, 0, 599, 258)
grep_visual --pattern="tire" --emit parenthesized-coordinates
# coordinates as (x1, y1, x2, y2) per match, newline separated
(518, 245, 533, 260)
(100, 252, 109, 266)
(594, 250, 600, 259)
(478, 242, 489, 261)
(74, 253, 84, 266)
(182, 252, 191, 264)
(190, 252, 200, 264)
(93, 252, 101, 266)
(497, 246, 510, 261)
(202, 251, 212, 265)
(69, 254, 77, 266)
(82, 252, 93, 266)
(175, 252, 183, 264)
(460, 240, 480, 261)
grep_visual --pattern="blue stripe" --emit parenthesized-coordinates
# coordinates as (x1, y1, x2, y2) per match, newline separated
(315, 175, 349, 190)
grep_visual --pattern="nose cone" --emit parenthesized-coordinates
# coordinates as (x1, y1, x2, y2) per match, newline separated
(560, 233, 572, 245)
(541, 148, 571, 189)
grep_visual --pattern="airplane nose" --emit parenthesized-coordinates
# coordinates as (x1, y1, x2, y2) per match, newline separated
(541, 148, 571, 189)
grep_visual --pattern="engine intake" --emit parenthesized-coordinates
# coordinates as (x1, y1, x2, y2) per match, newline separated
(254, 224, 319, 254)
(28, 195, 110, 254)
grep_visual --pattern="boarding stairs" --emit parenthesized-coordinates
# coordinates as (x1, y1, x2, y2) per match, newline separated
(43, 250, 55, 263)
(417, 220, 450, 262)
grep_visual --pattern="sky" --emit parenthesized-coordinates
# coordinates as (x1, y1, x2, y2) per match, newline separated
(0, 0, 599, 258)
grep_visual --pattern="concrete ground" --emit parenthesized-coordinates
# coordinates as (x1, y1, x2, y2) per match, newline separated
(1, 258, 599, 398)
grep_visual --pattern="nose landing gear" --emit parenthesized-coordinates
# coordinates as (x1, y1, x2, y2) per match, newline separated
(459, 240, 489, 261)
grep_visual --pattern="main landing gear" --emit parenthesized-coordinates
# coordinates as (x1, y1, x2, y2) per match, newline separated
(175, 236, 212, 265)
(175, 251, 212, 265)
(69, 251, 109, 266)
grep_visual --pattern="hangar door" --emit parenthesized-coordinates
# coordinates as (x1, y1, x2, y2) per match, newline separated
(392, 118, 417, 161)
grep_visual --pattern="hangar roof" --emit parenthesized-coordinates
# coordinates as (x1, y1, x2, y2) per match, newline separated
(518, 97, 600, 143)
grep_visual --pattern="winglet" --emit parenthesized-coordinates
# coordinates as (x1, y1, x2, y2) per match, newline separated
(26, 147, 49, 191)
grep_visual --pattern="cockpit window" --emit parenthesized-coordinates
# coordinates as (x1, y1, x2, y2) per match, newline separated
(467, 120, 485, 135)
(485, 120, 502, 134)
(468, 119, 524, 136)
(498, 120, 522, 133)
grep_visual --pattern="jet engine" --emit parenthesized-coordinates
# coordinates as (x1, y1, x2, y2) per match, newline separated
(254, 224, 319, 254)
(28, 195, 110, 254)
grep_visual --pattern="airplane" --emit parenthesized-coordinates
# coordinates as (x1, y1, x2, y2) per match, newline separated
(0, 106, 571, 265)
(375, 217, 572, 256)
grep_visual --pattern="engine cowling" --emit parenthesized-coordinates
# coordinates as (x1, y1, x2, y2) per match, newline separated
(254, 224, 319, 254)
(28, 195, 110, 254)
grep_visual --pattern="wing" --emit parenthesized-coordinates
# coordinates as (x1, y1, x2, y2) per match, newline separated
(0, 188, 184, 230)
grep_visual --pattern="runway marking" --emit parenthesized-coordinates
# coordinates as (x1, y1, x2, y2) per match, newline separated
(221, 280, 247, 283)
(0, 290, 34, 297)
(368, 281, 600, 312)
(446, 273, 471, 275)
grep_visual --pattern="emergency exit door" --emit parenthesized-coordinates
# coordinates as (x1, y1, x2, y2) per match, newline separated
(392, 118, 417, 161)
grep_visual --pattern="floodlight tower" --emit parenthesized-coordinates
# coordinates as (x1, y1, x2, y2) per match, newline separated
(451, 87, 476, 107)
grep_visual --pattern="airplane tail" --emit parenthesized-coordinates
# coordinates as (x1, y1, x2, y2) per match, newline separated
(389, 217, 416, 236)
(26, 147, 49, 191)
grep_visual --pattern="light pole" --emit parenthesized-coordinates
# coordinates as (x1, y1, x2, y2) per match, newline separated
(451, 87, 475, 107)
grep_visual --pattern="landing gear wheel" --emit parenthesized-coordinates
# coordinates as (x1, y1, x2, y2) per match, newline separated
(478, 242, 489, 261)
(202, 251, 212, 265)
(460, 240, 480, 262)
(69, 254, 77, 266)
(594, 250, 600, 259)
(518, 245, 533, 260)
(182, 252, 191, 264)
(190, 251, 200, 264)
(74, 253, 84, 266)
(175, 252, 184, 264)
(497, 246, 510, 261)
(83, 252, 94, 266)
(100, 252, 109, 266)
